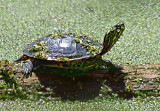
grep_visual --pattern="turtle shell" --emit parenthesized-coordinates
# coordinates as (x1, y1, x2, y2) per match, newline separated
(24, 34, 102, 62)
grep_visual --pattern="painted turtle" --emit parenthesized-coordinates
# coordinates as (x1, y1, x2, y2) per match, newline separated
(15, 23, 125, 76)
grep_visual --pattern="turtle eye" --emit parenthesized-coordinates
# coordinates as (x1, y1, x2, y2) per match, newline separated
(117, 29, 121, 33)
(114, 23, 125, 30)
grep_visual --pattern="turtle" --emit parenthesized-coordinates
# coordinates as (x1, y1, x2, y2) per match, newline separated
(15, 23, 125, 76)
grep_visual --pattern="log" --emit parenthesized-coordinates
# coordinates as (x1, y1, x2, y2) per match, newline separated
(1, 63, 160, 100)
(20, 64, 160, 91)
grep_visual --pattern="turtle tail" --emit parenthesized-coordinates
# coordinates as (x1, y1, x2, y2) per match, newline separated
(14, 55, 29, 62)
(99, 23, 125, 55)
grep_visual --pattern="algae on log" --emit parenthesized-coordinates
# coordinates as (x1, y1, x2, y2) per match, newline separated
(122, 64, 160, 91)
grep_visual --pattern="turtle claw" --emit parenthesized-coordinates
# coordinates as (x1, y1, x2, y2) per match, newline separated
(20, 61, 33, 77)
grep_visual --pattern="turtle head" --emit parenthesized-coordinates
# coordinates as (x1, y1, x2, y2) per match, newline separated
(100, 23, 125, 55)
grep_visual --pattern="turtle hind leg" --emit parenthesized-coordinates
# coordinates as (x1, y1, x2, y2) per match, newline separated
(20, 60, 33, 77)
(14, 55, 33, 77)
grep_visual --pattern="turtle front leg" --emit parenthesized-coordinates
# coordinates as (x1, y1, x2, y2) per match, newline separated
(97, 59, 120, 73)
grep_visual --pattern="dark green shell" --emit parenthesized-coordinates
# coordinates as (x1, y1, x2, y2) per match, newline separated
(24, 34, 102, 61)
